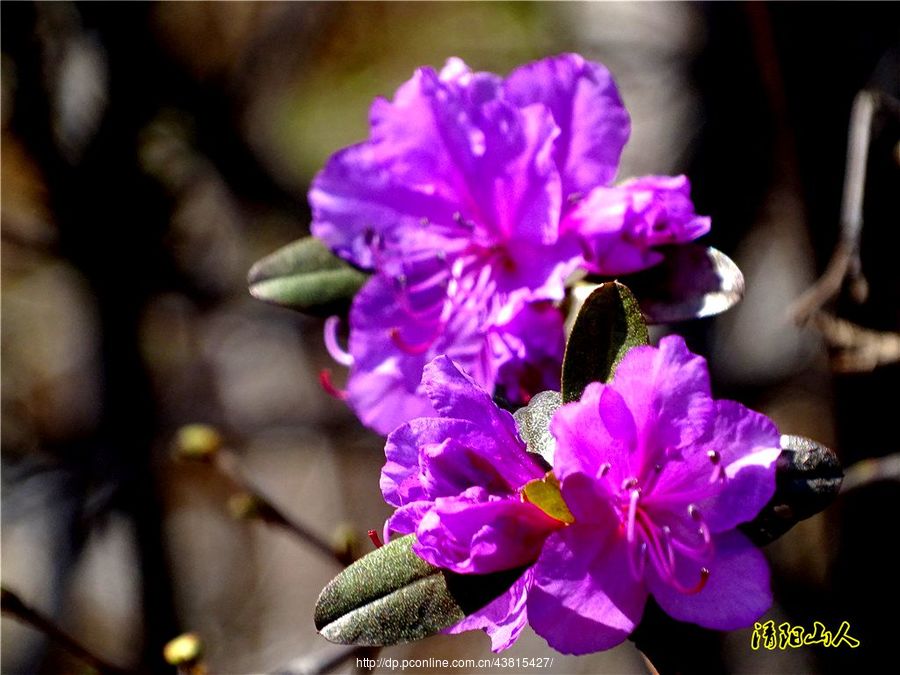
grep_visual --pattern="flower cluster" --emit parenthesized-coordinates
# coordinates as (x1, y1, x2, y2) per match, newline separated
(311, 54, 710, 434)
(381, 338, 780, 654)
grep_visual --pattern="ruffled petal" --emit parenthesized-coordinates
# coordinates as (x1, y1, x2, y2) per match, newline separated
(445, 571, 532, 652)
(414, 488, 562, 574)
(383, 500, 433, 542)
(420, 356, 525, 452)
(420, 434, 545, 500)
(647, 530, 772, 631)
(309, 141, 461, 270)
(346, 274, 491, 435)
(529, 525, 647, 654)
(382, 417, 486, 506)
(567, 175, 710, 276)
(610, 335, 715, 460)
(505, 53, 631, 200)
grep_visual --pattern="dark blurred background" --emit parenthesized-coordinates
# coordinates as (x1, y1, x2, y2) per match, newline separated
(2, 2, 898, 673)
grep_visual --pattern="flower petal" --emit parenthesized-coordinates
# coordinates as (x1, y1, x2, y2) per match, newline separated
(419, 427, 544, 499)
(505, 53, 631, 200)
(647, 530, 772, 630)
(420, 357, 527, 456)
(611, 335, 715, 458)
(309, 142, 460, 270)
(346, 275, 490, 435)
(529, 525, 647, 654)
(567, 175, 710, 276)
(695, 401, 780, 532)
(445, 572, 532, 652)
(414, 488, 562, 574)
(382, 418, 484, 506)
(383, 500, 433, 542)
(550, 382, 637, 489)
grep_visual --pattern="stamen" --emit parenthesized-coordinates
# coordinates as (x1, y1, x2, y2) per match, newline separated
(622, 477, 639, 491)
(318, 369, 347, 400)
(389, 327, 435, 355)
(367, 529, 383, 549)
(628, 540, 648, 581)
(626, 489, 640, 543)
(660, 525, 677, 570)
(707, 450, 721, 464)
(599, 462, 611, 478)
(323, 316, 354, 367)
(670, 567, 710, 595)
(684, 504, 713, 554)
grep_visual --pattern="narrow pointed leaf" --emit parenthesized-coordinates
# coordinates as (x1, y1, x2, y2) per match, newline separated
(740, 434, 843, 545)
(513, 390, 561, 467)
(562, 281, 649, 403)
(315, 535, 525, 646)
(248, 236, 368, 315)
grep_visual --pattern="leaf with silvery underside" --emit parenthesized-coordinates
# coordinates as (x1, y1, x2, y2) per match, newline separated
(248, 236, 369, 316)
(314, 535, 526, 647)
(578, 245, 744, 325)
(561, 281, 649, 404)
(740, 434, 844, 546)
(513, 390, 561, 467)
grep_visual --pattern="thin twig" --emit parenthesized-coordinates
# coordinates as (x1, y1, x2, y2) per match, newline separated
(841, 453, 900, 494)
(212, 449, 352, 567)
(791, 90, 900, 324)
(1, 586, 138, 675)
(811, 311, 900, 372)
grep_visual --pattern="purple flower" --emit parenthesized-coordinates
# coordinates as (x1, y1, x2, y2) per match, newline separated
(382, 339, 780, 654)
(314, 54, 710, 434)
(529, 335, 780, 653)
(380, 355, 564, 650)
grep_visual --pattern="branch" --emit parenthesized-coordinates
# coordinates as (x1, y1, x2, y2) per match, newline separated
(811, 311, 900, 372)
(791, 90, 900, 324)
(1, 586, 138, 675)
(172, 425, 355, 567)
(841, 453, 900, 494)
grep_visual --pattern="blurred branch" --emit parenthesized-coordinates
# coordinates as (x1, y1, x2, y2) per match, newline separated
(791, 90, 900, 324)
(841, 453, 900, 494)
(173, 425, 355, 567)
(1, 586, 138, 675)
(214, 449, 353, 565)
(811, 311, 900, 372)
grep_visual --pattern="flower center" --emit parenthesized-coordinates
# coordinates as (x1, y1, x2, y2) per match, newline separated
(610, 450, 726, 595)
(388, 259, 496, 357)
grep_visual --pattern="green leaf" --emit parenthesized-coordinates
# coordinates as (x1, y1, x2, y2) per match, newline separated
(248, 237, 369, 316)
(582, 245, 744, 325)
(315, 535, 526, 646)
(513, 390, 561, 467)
(740, 434, 843, 545)
(561, 281, 649, 403)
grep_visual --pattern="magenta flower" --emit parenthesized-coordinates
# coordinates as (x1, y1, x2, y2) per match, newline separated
(530, 335, 780, 653)
(382, 338, 780, 654)
(314, 54, 710, 434)
(380, 355, 564, 649)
